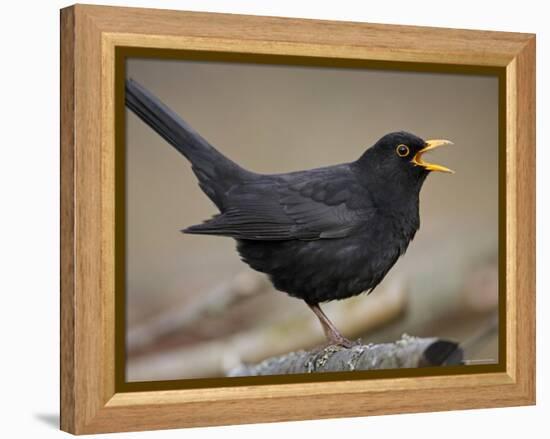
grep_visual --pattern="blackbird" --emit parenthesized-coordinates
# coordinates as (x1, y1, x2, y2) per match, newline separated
(125, 78, 454, 347)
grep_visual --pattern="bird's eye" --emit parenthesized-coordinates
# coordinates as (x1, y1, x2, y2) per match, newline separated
(396, 144, 410, 157)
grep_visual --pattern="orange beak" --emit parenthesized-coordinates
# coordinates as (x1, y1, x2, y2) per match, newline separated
(412, 139, 454, 174)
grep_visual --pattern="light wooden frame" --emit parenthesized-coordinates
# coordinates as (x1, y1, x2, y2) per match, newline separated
(60, 4, 536, 434)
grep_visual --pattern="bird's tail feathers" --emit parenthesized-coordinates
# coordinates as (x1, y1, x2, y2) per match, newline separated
(125, 78, 250, 207)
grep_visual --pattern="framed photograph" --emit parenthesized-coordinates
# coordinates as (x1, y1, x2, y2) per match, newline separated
(60, 4, 535, 434)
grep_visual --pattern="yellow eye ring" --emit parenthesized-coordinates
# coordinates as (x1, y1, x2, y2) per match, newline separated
(396, 144, 410, 157)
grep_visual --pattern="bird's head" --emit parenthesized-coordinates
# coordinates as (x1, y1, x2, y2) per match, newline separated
(371, 131, 454, 175)
(354, 131, 454, 204)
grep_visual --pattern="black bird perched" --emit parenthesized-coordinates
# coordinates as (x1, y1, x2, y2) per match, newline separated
(125, 78, 454, 347)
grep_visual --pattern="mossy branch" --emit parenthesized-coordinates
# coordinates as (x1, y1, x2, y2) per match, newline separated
(228, 335, 463, 376)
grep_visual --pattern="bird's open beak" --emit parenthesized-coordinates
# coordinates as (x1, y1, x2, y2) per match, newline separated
(412, 139, 454, 174)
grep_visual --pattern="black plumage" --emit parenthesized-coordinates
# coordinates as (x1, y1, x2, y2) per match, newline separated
(125, 78, 453, 347)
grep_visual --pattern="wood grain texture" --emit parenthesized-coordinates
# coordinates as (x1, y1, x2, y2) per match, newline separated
(60, 4, 536, 434)
(60, 6, 75, 433)
(82, 4, 530, 66)
(512, 37, 536, 398)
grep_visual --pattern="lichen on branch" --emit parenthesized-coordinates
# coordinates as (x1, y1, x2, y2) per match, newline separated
(228, 334, 463, 376)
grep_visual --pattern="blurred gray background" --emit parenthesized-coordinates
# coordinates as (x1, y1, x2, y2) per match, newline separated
(125, 58, 499, 381)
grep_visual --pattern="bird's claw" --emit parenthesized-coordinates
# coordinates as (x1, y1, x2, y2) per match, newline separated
(325, 335, 357, 349)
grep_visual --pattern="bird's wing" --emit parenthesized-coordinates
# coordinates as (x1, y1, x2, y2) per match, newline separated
(184, 167, 375, 240)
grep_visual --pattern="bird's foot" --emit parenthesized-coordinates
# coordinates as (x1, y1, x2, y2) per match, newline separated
(325, 333, 355, 349)
(306, 301, 358, 349)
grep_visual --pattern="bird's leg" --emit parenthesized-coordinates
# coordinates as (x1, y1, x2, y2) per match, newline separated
(306, 302, 353, 348)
